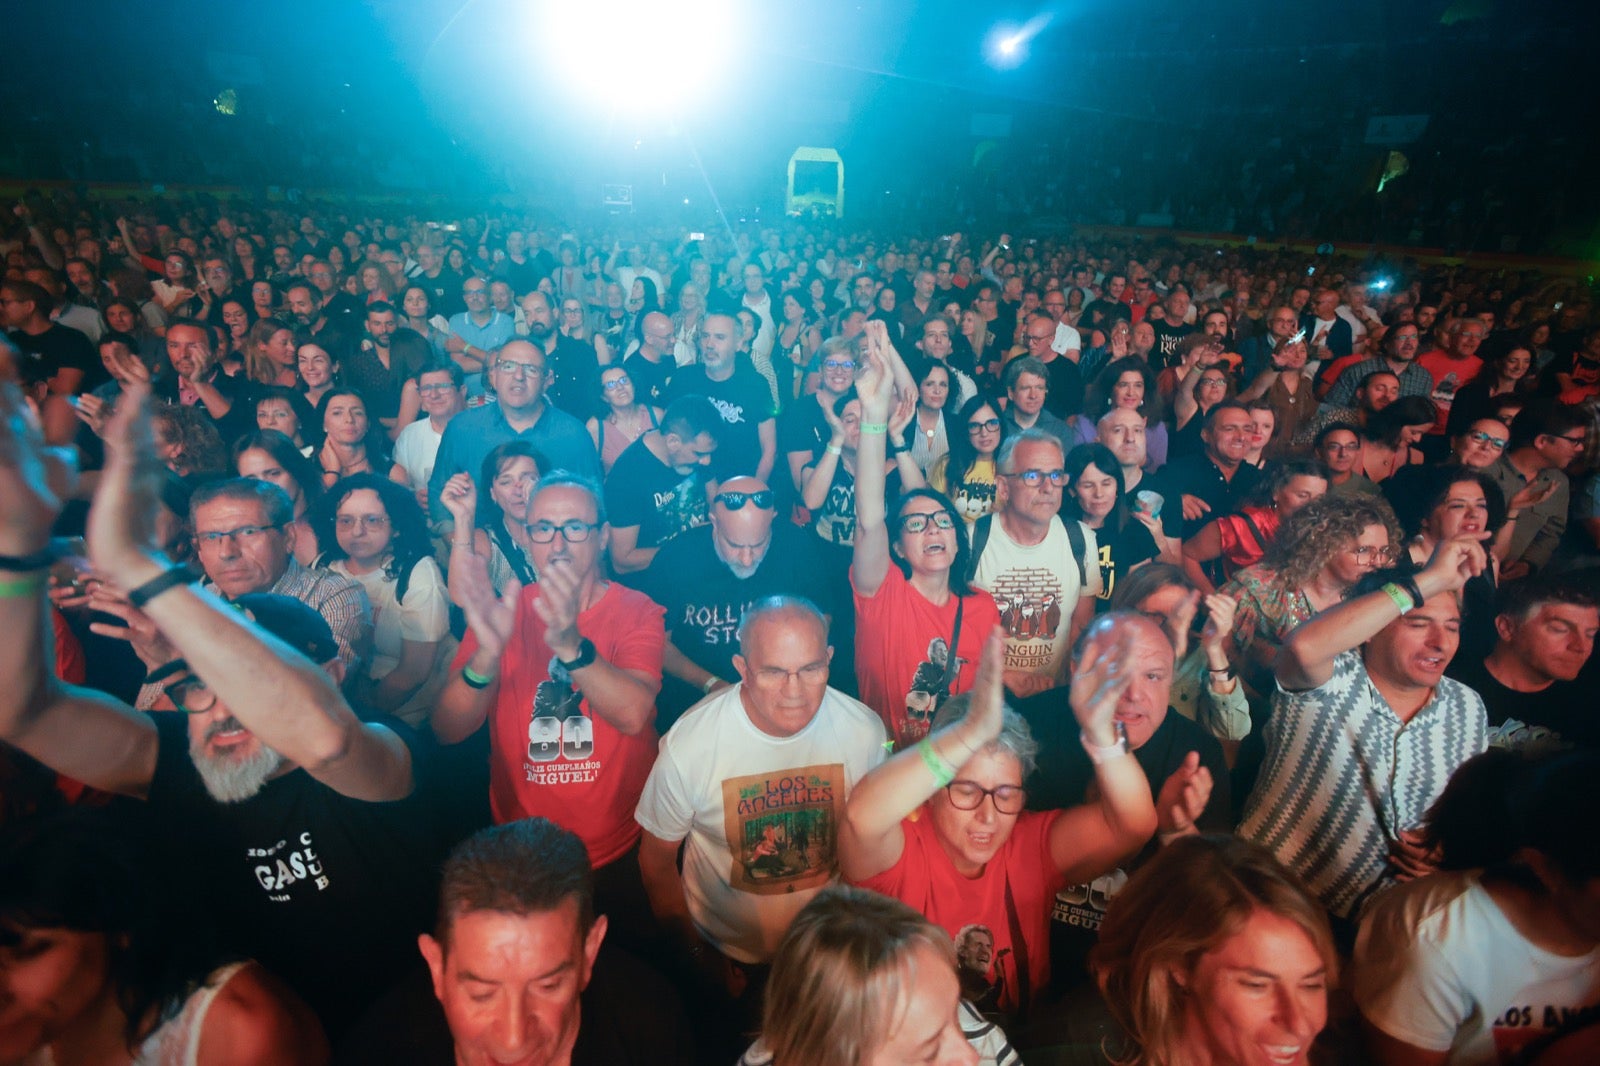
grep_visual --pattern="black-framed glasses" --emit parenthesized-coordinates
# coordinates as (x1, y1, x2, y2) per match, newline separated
(1001, 469, 1066, 487)
(822, 359, 857, 372)
(899, 510, 956, 534)
(602, 375, 632, 391)
(527, 520, 601, 544)
(418, 382, 457, 394)
(1555, 433, 1588, 446)
(196, 523, 285, 548)
(967, 418, 1001, 433)
(945, 780, 1027, 815)
(714, 490, 775, 511)
(166, 674, 220, 715)
(1467, 431, 1507, 448)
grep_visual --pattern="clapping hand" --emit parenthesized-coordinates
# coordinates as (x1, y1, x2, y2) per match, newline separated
(453, 549, 518, 662)
(531, 556, 584, 660)
(1200, 593, 1238, 658)
(1156, 751, 1213, 839)
(440, 473, 478, 527)
(1069, 617, 1135, 745)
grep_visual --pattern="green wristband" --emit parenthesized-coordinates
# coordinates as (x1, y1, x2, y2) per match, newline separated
(859, 422, 889, 434)
(1381, 582, 1414, 615)
(462, 665, 496, 689)
(0, 574, 44, 599)
(917, 738, 957, 787)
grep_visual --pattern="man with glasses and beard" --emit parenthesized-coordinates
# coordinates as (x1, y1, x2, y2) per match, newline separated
(523, 289, 604, 420)
(0, 384, 443, 1041)
(640, 476, 835, 729)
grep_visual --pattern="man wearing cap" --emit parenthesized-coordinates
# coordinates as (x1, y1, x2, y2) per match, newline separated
(0, 383, 443, 1040)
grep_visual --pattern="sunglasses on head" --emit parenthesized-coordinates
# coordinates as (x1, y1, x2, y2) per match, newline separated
(714, 490, 775, 511)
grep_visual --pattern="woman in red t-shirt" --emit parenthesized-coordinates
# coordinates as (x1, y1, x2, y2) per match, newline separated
(851, 324, 1001, 749)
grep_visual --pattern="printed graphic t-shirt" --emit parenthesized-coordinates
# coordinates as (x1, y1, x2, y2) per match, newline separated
(455, 581, 666, 866)
(851, 564, 1001, 748)
(971, 516, 1100, 684)
(854, 808, 1065, 1017)
(635, 684, 886, 963)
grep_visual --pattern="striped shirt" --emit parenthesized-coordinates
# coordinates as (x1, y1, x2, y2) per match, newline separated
(1239, 650, 1487, 919)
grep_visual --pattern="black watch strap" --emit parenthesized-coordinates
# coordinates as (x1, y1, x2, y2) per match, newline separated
(557, 637, 597, 672)
(0, 545, 61, 572)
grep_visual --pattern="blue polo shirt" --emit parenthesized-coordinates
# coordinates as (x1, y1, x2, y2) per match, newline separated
(427, 400, 600, 520)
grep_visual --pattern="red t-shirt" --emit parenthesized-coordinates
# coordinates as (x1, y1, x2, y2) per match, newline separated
(454, 582, 665, 866)
(1416, 351, 1483, 435)
(1215, 504, 1281, 575)
(854, 808, 1064, 1015)
(852, 566, 1001, 749)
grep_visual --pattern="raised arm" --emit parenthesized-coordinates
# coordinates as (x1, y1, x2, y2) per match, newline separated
(1275, 537, 1485, 692)
(851, 320, 898, 596)
(840, 625, 1008, 882)
(1045, 619, 1159, 881)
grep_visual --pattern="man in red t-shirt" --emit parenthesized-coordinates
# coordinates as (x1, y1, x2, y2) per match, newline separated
(435, 473, 665, 893)
(1416, 318, 1486, 439)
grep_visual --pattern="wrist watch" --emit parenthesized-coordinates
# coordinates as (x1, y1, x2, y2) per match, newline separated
(1080, 720, 1131, 764)
(556, 637, 597, 673)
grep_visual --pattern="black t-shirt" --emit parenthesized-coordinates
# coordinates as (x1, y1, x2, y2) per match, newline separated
(1011, 697, 1231, 992)
(138, 712, 447, 1039)
(499, 254, 549, 299)
(544, 334, 603, 422)
(9, 323, 100, 392)
(638, 524, 834, 728)
(420, 269, 466, 317)
(1149, 321, 1193, 371)
(1081, 298, 1132, 336)
(1084, 517, 1159, 612)
(664, 365, 775, 481)
(603, 437, 710, 551)
(622, 350, 673, 407)
(1445, 656, 1598, 751)
(1040, 353, 1084, 420)
(334, 943, 697, 1065)
(778, 395, 831, 480)
(1149, 454, 1263, 541)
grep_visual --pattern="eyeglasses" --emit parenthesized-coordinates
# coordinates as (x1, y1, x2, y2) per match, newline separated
(1554, 433, 1588, 446)
(899, 510, 956, 534)
(1322, 441, 1361, 453)
(822, 359, 857, 372)
(196, 524, 284, 548)
(166, 674, 219, 715)
(335, 514, 390, 531)
(1001, 469, 1067, 487)
(1348, 545, 1394, 562)
(1466, 431, 1507, 449)
(494, 360, 545, 377)
(527, 520, 601, 544)
(714, 490, 775, 511)
(418, 382, 457, 394)
(752, 661, 831, 688)
(968, 418, 1001, 433)
(602, 375, 632, 391)
(945, 780, 1027, 815)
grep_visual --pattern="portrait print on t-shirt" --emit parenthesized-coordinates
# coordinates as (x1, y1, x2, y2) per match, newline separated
(901, 637, 966, 747)
(954, 923, 1006, 1015)
(720, 763, 844, 896)
(526, 658, 595, 769)
(989, 567, 1064, 671)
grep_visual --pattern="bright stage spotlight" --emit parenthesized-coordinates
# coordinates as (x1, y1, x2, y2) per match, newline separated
(984, 14, 1051, 69)
(541, 0, 736, 114)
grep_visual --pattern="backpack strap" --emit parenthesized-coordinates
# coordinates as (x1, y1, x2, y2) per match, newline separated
(1063, 518, 1088, 587)
(968, 514, 994, 585)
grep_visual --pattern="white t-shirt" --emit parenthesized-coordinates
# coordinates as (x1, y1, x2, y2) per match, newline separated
(391, 418, 444, 495)
(1051, 321, 1082, 356)
(328, 556, 455, 726)
(1354, 870, 1600, 1064)
(971, 515, 1100, 683)
(634, 684, 887, 964)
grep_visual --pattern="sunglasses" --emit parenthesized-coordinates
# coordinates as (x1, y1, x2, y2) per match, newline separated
(714, 490, 775, 511)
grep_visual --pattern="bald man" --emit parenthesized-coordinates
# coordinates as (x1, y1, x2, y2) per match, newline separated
(638, 477, 835, 730)
(624, 310, 677, 406)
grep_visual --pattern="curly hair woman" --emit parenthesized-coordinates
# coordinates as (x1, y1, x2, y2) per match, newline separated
(1221, 492, 1404, 697)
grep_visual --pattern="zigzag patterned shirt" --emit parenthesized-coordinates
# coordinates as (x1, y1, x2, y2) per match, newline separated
(1238, 650, 1487, 919)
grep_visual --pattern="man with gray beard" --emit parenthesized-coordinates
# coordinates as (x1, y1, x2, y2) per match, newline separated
(0, 382, 444, 1042)
(638, 476, 835, 730)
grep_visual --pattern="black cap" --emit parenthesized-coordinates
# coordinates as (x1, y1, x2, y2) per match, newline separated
(233, 593, 340, 664)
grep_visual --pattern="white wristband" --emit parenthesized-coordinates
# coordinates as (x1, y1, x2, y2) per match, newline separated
(1080, 721, 1131, 764)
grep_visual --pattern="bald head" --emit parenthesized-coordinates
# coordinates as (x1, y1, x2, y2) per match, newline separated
(737, 596, 829, 660)
(712, 477, 776, 578)
(641, 311, 674, 354)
